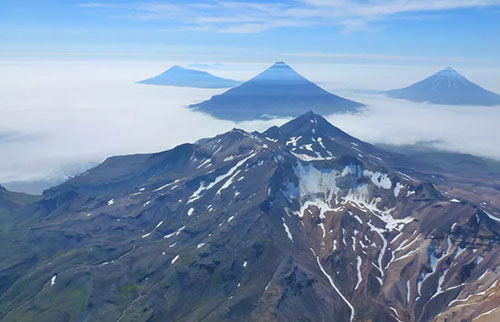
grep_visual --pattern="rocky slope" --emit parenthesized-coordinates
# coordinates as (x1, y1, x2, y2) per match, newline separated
(1, 112, 500, 322)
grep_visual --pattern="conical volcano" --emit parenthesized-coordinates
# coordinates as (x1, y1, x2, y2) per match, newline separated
(137, 65, 241, 88)
(189, 62, 364, 121)
(386, 67, 500, 106)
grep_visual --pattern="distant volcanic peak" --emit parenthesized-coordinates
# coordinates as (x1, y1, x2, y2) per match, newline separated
(269, 61, 292, 69)
(189, 62, 364, 121)
(251, 61, 309, 83)
(165, 66, 211, 76)
(432, 67, 468, 81)
(168, 65, 184, 71)
(386, 66, 500, 106)
(418, 71, 468, 92)
(137, 65, 240, 88)
(435, 67, 459, 77)
(161, 66, 211, 78)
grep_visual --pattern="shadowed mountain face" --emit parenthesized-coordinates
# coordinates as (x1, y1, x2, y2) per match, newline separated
(386, 67, 500, 106)
(0, 185, 40, 214)
(190, 62, 365, 121)
(2, 112, 500, 322)
(137, 66, 241, 88)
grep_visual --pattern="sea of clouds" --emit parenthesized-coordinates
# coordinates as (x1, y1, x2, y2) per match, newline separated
(1, 60, 499, 193)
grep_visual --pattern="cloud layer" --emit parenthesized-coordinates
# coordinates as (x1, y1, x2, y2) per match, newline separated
(1, 60, 500, 190)
(0, 60, 285, 184)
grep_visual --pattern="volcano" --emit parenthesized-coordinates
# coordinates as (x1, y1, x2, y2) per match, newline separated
(137, 65, 241, 89)
(386, 67, 500, 106)
(190, 62, 364, 121)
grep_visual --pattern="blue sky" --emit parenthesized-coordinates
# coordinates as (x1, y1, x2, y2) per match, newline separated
(2, 0, 500, 65)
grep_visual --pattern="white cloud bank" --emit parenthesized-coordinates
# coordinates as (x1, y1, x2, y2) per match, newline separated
(1, 60, 500, 190)
(0, 60, 284, 184)
(327, 93, 500, 160)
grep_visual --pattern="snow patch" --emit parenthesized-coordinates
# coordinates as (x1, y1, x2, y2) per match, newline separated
(363, 170, 392, 189)
(318, 222, 326, 239)
(394, 182, 404, 197)
(197, 159, 211, 169)
(484, 211, 500, 223)
(189, 153, 256, 202)
(50, 275, 57, 287)
(312, 248, 355, 322)
(282, 218, 294, 242)
(286, 136, 302, 147)
(163, 226, 185, 239)
(154, 180, 179, 192)
(354, 256, 363, 289)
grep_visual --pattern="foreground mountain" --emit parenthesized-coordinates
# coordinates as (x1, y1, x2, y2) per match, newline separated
(386, 67, 500, 106)
(190, 62, 364, 121)
(137, 66, 241, 88)
(2, 112, 500, 322)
